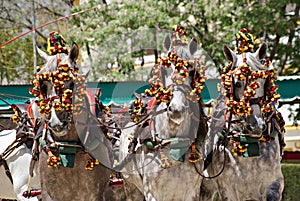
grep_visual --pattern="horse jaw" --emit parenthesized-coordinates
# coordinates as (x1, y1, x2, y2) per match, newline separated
(168, 114, 185, 125)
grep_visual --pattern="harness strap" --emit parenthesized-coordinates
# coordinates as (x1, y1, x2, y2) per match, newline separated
(26, 103, 35, 127)
(249, 97, 263, 106)
(85, 88, 97, 115)
(0, 156, 13, 184)
(147, 97, 157, 141)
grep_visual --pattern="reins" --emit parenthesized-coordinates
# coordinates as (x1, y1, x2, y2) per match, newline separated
(76, 107, 168, 130)
(193, 111, 231, 179)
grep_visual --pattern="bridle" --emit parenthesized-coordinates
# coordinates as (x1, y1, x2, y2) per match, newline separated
(197, 52, 279, 178)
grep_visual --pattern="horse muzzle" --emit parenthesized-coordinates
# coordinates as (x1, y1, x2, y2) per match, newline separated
(167, 105, 186, 125)
(49, 124, 70, 137)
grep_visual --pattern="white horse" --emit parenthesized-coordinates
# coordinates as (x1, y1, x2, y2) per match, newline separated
(119, 32, 208, 200)
(0, 106, 40, 201)
(203, 43, 285, 201)
(35, 43, 112, 201)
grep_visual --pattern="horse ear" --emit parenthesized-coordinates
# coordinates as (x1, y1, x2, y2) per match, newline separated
(189, 37, 198, 55)
(36, 46, 49, 63)
(81, 70, 89, 78)
(85, 70, 90, 78)
(223, 45, 236, 63)
(163, 34, 171, 51)
(69, 42, 79, 63)
(256, 42, 267, 60)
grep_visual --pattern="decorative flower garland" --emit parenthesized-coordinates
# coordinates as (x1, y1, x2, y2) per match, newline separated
(10, 105, 21, 124)
(47, 31, 68, 55)
(130, 50, 207, 122)
(230, 140, 247, 156)
(235, 28, 255, 54)
(171, 25, 188, 45)
(29, 63, 86, 115)
(222, 58, 280, 116)
(222, 28, 280, 116)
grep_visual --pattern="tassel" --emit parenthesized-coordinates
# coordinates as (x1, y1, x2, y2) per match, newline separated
(189, 142, 201, 163)
(109, 173, 124, 186)
(45, 147, 60, 168)
(84, 152, 99, 171)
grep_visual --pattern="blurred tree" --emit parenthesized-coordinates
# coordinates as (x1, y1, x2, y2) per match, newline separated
(0, 30, 34, 84)
(0, 0, 299, 83)
(72, 0, 299, 81)
(0, 0, 73, 84)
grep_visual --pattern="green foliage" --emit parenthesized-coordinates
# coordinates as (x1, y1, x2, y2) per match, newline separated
(0, 0, 73, 84)
(282, 163, 300, 201)
(0, 0, 299, 83)
(0, 30, 33, 84)
(72, 0, 299, 81)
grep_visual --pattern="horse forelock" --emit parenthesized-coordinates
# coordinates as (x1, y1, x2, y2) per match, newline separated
(176, 46, 193, 61)
(234, 52, 265, 72)
(170, 45, 193, 61)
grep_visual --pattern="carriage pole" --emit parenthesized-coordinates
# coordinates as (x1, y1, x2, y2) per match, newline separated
(0, 7, 98, 49)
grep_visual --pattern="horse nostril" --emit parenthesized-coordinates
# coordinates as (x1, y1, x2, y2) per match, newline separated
(168, 106, 173, 113)
(246, 125, 252, 131)
(53, 125, 63, 132)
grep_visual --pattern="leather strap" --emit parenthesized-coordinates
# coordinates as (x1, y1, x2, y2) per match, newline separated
(0, 156, 13, 184)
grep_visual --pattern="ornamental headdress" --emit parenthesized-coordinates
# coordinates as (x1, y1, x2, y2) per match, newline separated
(221, 29, 280, 116)
(30, 34, 86, 115)
(47, 31, 69, 55)
(235, 28, 255, 54)
(170, 25, 189, 46)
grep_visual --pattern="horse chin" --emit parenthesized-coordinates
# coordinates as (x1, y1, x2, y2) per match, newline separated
(49, 125, 70, 137)
(251, 129, 263, 135)
(52, 129, 69, 137)
(168, 116, 184, 125)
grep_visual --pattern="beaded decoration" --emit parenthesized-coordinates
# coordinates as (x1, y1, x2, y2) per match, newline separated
(47, 31, 69, 55)
(130, 51, 207, 122)
(221, 29, 280, 116)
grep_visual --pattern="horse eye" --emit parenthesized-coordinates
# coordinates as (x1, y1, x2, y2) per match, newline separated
(235, 82, 242, 88)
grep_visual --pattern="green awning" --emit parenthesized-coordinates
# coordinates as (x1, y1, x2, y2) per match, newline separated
(0, 77, 299, 109)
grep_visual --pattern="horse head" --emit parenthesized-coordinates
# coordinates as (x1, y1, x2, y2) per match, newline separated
(35, 42, 84, 138)
(162, 30, 199, 127)
(148, 27, 207, 141)
(223, 43, 270, 134)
